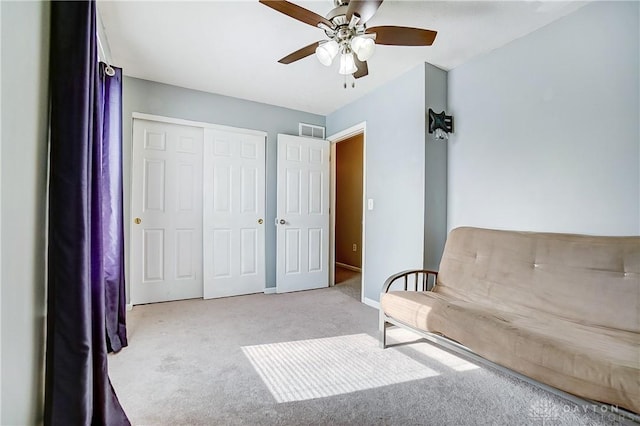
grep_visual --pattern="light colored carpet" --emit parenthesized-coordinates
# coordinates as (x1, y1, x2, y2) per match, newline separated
(109, 287, 626, 425)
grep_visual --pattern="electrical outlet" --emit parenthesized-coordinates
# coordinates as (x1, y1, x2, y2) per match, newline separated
(352, 243, 357, 252)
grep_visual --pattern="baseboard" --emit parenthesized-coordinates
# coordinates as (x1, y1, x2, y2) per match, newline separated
(263, 287, 277, 294)
(126, 303, 133, 311)
(336, 262, 361, 272)
(363, 297, 380, 309)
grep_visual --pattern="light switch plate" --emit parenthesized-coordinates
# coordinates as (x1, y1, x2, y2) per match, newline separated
(367, 199, 374, 210)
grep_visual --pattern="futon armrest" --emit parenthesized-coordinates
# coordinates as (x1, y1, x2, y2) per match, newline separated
(382, 269, 439, 293)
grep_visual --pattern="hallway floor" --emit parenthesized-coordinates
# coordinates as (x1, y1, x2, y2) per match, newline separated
(334, 265, 361, 301)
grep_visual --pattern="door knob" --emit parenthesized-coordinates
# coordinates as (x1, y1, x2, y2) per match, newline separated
(258, 218, 264, 224)
(279, 219, 286, 225)
(134, 217, 142, 224)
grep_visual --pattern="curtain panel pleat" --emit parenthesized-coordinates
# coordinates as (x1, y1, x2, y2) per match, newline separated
(45, 1, 129, 424)
(97, 62, 128, 353)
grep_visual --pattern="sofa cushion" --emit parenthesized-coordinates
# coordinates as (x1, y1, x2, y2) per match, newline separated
(435, 227, 640, 333)
(381, 290, 640, 413)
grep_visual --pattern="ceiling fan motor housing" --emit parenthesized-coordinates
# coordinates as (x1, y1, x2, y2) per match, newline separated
(326, 5, 348, 23)
(323, 6, 368, 52)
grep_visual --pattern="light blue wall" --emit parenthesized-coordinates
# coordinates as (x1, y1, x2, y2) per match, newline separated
(448, 1, 640, 236)
(123, 77, 325, 296)
(0, 1, 49, 423)
(327, 64, 426, 303)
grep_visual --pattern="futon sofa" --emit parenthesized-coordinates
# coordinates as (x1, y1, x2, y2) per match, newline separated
(380, 227, 640, 414)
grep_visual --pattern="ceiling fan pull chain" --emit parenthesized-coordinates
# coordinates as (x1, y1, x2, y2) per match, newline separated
(342, 74, 356, 89)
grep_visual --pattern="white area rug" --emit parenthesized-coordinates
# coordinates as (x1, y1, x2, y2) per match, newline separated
(243, 332, 456, 403)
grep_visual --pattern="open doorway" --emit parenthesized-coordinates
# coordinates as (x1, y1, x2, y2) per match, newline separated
(329, 123, 366, 303)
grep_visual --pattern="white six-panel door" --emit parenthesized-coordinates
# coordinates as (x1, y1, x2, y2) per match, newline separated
(131, 119, 204, 304)
(203, 129, 266, 298)
(276, 134, 330, 293)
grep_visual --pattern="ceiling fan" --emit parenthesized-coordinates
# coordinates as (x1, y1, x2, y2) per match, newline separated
(259, 0, 437, 83)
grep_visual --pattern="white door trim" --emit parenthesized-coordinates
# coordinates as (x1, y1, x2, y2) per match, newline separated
(132, 112, 267, 139)
(327, 122, 367, 143)
(327, 121, 367, 304)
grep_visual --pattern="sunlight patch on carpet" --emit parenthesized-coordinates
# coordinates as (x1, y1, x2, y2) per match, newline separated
(386, 327, 481, 372)
(242, 333, 439, 403)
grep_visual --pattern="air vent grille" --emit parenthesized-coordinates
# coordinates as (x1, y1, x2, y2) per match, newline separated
(299, 123, 325, 139)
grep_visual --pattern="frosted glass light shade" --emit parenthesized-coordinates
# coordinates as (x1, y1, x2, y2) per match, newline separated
(338, 53, 357, 75)
(315, 40, 339, 66)
(351, 36, 375, 61)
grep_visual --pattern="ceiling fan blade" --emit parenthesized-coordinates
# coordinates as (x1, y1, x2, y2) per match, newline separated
(260, 0, 334, 29)
(366, 26, 437, 46)
(278, 41, 321, 64)
(353, 57, 368, 79)
(346, 0, 383, 25)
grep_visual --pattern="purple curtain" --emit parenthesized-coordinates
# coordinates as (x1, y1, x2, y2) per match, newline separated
(45, 1, 129, 424)
(96, 62, 128, 353)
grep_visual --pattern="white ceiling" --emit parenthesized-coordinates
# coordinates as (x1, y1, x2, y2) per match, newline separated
(98, 0, 587, 115)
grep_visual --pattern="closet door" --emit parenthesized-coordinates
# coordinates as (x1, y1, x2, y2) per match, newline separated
(203, 129, 266, 298)
(131, 119, 203, 304)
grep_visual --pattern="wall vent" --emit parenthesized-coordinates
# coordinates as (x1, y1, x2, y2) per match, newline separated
(299, 123, 325, 139)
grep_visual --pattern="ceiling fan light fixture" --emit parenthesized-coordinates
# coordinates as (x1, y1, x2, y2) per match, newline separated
(315, 40, 339, 66)
(259, 0, 438, 83)
(351, 35, 375, 61)
(338, 52, 357, 75)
